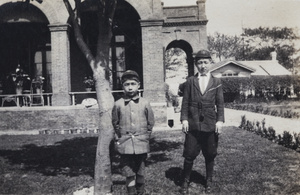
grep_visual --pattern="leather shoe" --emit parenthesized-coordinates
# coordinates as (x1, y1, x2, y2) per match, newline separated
(180, 179, 189, 195)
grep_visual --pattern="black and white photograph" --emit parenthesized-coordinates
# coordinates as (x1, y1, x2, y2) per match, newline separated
(0, 0, 299, 194)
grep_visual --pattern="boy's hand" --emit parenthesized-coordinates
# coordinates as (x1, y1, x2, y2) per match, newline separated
(216, 121, 223, 134)
(182, 120, 189, 134)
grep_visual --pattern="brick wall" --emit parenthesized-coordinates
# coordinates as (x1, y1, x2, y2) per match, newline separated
(0, 105, 167, 132)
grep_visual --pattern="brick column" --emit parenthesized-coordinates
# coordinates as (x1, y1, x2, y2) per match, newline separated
(140, 20, 165, 102)
(49, 23, 71, 106)
(140, 20, 167, 127)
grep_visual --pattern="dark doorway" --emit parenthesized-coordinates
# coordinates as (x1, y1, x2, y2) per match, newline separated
(69, 0, 143, 93)
(0, 2, 50, 94)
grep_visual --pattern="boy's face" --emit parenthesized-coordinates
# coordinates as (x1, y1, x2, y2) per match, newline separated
(122, 79, 140, 97)
(195, 58, 212, 75)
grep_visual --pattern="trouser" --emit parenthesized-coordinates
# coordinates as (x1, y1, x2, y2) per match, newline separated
(182, 131, 218, 181)
(120, 153, 147, 194)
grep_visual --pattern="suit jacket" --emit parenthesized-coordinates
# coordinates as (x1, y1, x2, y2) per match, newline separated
(180, 73, 225, 132)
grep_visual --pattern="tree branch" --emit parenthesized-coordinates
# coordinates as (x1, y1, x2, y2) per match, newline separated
(95, 0, 117, 68)
(63, 0, 95, 69)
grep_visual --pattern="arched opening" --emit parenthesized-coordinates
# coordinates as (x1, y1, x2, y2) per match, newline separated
(69, 0, 142, 96)
(0, 2, 50, 96)
(165, 40, 193, 110)
(166, 40, 194, 77)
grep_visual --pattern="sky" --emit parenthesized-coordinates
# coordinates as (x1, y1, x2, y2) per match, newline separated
(161, 0, 300, 36)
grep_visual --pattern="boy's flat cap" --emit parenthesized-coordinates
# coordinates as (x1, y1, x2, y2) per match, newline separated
(121, 70, 140, 82)
(195, 50, 211, 59)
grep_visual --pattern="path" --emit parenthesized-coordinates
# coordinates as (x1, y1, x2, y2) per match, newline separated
(0, 108, 299, 137)
(164, 108, 300, 136)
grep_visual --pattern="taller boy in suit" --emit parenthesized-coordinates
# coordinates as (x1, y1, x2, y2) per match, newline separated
(180, 50, 225, 194)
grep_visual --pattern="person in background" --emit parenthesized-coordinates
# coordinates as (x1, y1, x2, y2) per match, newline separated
(180, 50, 225, 194)
(112, 70, 155, 195)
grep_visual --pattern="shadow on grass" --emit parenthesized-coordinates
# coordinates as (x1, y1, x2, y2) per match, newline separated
(147, 137, 182, 165)
(0, 137, 98, 177)
(165, 167, 206, 187)
(0, 136, 182, 178)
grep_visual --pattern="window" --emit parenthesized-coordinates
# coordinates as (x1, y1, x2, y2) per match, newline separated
(111, 35, 126, 89)
(221, 70, 238, 77)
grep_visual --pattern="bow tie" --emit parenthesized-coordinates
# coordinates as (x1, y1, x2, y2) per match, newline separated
(200, 74, 207, 77)
(124, 97, 139, 105)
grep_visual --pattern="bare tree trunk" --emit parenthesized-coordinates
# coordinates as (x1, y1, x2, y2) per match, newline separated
(94, 66, 115, 194)
(63, 1, 117, 194)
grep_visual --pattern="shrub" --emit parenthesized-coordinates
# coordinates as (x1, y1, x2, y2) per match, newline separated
(279, 131, 293, 148)
(270, 110, 279, 116)
(239, 116, 300, 151)
(293, 112, 300, 119)
(268, 127, 276, 141)
(255, 121, 263, 136)
(221, 75, 300, 103)
(255, 105, 264, 113)
(239, 115, 246, 129)
(284, 110, 292, 118)
(262, 127, 268, 138)
(263, 108, 271, 115)
(294, 133, 300, 150)
(225, 102, 300, 119)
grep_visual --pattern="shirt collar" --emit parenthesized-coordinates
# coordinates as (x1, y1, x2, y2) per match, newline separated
(198, 72, 211, 78)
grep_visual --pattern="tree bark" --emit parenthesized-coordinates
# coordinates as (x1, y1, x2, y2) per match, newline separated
(93, 64, 115, 195)
(63, 1, 117, 194)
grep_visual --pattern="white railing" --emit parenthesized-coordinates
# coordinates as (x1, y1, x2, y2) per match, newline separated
(69, 89, 144, 106)
(0, 93, 52, 107)
(0, 90, 144, 107)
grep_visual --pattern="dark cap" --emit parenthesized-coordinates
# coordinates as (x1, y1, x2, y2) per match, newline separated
(195, 50, 211, 59)
(121, 70, 140, 83)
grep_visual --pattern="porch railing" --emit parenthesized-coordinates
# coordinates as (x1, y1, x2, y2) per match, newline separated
(0, 90, 144, 107)
(69, 89, 144, 106)
(0, 93, 53, 107)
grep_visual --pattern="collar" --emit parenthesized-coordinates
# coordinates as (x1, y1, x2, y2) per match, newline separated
(124, 95, 140, 104)
(197, 72, 211, 78)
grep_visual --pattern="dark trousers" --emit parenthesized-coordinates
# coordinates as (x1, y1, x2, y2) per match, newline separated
(120, 153, 147, 194)
(182, 131, 218, 181)
(120, 153, 147, 177)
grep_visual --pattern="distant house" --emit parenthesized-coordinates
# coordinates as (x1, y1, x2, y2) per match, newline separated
(210, 52, 294, 100)
(210, 60, 255, 78)
(210, 52, 292, 78)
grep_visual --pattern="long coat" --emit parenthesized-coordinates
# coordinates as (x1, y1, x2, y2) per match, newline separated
(180, 73, 225, 132)
(112, 96, 155, 154)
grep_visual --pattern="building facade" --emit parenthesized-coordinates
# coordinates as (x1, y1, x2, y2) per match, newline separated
(0, 0, 208, 131)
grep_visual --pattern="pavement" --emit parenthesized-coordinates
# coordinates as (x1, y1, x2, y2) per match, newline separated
(165, 108, 300, 136)
(223, 108, 300, 136)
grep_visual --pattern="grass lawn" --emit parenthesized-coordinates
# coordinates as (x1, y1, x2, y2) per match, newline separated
(1, 127, 300, 195)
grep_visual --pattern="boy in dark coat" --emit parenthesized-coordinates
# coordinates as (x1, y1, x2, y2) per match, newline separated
(112, 70, 155, 195)
(180, 50, 225, 194)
